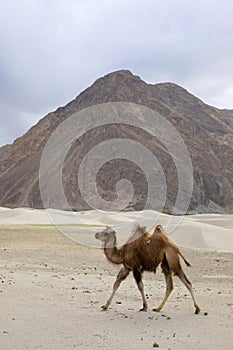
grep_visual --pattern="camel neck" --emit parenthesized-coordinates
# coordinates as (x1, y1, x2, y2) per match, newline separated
(103, 235, 123, 264)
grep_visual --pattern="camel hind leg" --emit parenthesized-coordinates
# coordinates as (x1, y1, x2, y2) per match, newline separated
(102, 266, 130, 310)
(153, 257, 173, 312)
(177, 270, 201, 314)
(163, 247, 200, 314)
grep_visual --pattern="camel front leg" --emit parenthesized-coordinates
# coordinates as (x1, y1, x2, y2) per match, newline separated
(102, 266, 130, 310)
(153, 261, 173, 312)
(133, 269, 148, 311)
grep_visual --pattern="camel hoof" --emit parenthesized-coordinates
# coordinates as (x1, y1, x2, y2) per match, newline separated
(152, 308, 160, 313)
(139, 308, 147, 312)
(101, 305, 108, 310)
(195, 307, 201, 314)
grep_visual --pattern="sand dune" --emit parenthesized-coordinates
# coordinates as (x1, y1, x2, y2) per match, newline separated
(0, 207, 233, 252)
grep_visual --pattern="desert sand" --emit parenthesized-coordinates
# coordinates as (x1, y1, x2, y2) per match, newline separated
(0, 207, 233, 349)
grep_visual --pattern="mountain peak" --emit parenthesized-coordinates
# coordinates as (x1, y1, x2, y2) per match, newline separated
(0, 70, 233, 213)
(94, 69, 143, 85)
(105, 69, 134, 77)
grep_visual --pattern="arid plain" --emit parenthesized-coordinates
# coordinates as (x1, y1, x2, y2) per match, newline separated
(0, 208, 233, 350)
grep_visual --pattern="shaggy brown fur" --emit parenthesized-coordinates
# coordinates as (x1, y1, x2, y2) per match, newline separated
(95, 224, 200, 314)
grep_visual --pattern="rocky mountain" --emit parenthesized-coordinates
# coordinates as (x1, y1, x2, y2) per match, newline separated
(0, 70, 233, 213)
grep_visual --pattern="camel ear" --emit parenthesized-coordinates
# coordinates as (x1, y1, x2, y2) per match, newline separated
(155, 225, 163, 231)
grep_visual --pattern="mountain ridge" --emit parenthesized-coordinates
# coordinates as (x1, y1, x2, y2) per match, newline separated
(0, 70, 233, 213)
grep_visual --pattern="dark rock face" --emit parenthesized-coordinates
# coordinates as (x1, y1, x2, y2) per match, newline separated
(0, 70, 233, 213)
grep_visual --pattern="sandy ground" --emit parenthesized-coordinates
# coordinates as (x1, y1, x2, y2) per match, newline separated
(0, 209, 233, 349)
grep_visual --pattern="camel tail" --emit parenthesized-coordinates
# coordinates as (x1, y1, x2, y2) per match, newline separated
(178, 251, 191, 267)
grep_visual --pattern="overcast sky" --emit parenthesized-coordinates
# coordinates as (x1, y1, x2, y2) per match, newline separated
(0, 0, 233, 146)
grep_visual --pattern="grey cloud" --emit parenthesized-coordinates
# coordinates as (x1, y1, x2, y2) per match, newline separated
(0, 0, 233, 145)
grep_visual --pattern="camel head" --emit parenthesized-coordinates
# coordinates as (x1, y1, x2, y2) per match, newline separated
(95, 226, 116, 242)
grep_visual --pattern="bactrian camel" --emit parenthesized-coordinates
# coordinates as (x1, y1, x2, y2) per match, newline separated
(95, 224, 200, 314)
